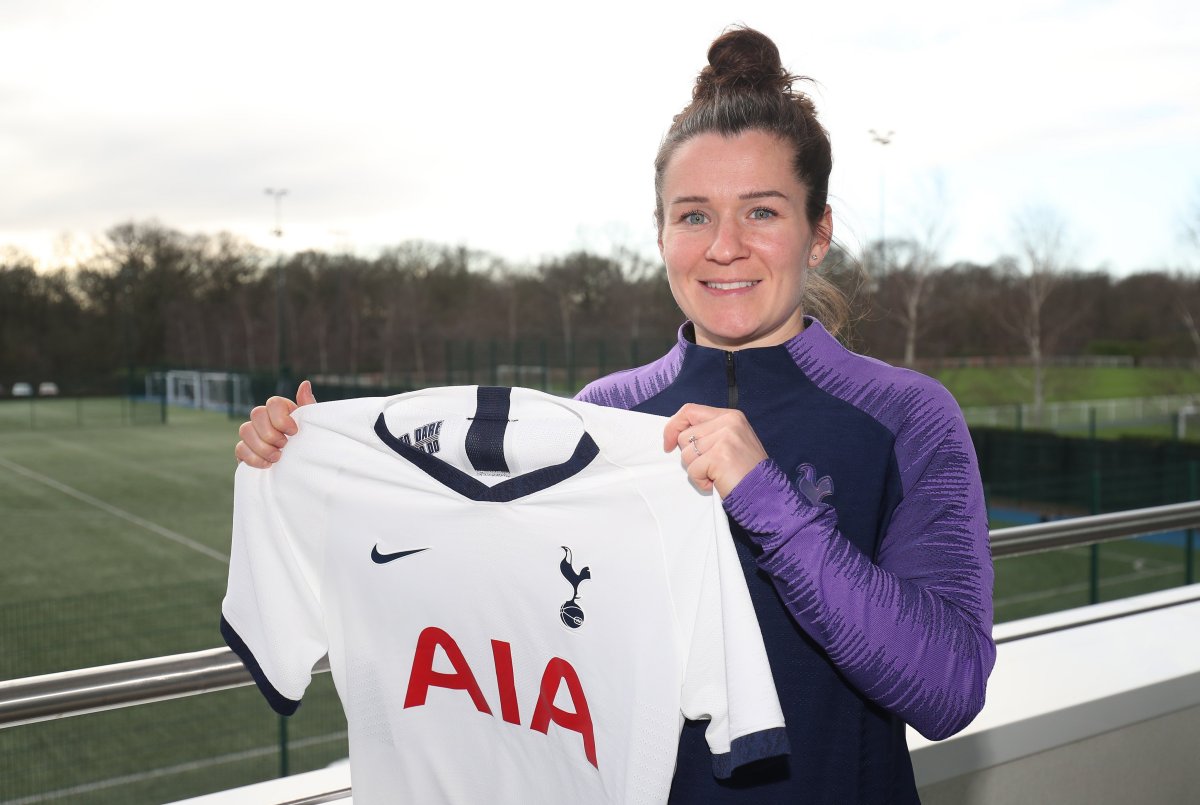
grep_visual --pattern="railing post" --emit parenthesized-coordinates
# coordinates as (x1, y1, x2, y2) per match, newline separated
(279, 713, 290, 777)
(1090, 469, 1102, 605)
(1188, 462, 1198, 586)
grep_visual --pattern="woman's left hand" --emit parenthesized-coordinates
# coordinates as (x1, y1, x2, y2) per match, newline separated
(662, 403, 769, 496)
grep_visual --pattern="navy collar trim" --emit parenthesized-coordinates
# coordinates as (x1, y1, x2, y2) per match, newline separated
(676, 316, 829, 356)
(374, 413, 599, 502)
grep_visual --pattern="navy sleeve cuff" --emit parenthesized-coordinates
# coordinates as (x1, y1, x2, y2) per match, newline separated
(220, 615, 302, 716)
(710, 727, 791, 779)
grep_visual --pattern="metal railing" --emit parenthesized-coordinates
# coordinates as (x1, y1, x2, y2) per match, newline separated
(989, 499, 1200, 557)
(2, 500, 1199, 803)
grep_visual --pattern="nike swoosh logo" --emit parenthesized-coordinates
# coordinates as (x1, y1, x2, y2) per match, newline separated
(371, 546, 430, 564)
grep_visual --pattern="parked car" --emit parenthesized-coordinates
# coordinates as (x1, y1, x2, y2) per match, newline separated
(12, 382, 33, 397)
(38, 382, 60, 396)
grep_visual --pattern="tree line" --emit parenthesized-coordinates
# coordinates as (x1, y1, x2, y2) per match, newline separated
(0, 220, 1196, 396)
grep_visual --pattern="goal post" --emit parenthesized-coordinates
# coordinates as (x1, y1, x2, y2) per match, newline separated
(144, 370, 255, 416)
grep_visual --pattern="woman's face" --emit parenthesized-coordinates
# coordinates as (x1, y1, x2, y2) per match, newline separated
(658, 129, 831, 350)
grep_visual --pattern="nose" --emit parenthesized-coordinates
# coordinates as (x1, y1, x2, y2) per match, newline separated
(704, 217, 748, 264)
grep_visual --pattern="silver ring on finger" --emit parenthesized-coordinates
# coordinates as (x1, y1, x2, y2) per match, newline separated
(688, 434, 701, 457)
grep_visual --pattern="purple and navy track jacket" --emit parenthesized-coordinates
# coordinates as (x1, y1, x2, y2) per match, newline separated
(577, 318, 995, 804)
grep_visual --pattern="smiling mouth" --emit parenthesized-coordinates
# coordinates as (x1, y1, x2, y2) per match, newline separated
(702, 281, 759, 290)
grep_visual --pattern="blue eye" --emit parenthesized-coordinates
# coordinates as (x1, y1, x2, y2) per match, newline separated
(749, 208, 777, 220)
(682, 211, 707, 225)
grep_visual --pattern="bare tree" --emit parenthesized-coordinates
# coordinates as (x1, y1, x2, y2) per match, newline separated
(612, 246, 659, 342)
(1173, 280, 1200, 366)
(868, 238, 936, 366)
(1176, 184, 1200, 365)
(538, 252, 621, 356)
(1004, 206, 1072, 424)
(1184, 184, 1200, 252)
(864, 175, 951, 366)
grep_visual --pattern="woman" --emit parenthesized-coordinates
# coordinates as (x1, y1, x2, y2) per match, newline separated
(236, 27, 995, 804)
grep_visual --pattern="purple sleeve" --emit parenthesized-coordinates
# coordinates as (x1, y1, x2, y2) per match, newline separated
(723, 414, 995, 741)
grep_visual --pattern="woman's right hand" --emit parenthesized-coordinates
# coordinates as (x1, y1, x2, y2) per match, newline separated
(234, 380, 318, 467)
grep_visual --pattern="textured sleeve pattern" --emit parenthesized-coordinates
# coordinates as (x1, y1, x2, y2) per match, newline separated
(575, 338, 685, 409)
(724, 378, 995, 740)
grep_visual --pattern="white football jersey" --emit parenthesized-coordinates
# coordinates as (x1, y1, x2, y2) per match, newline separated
(222, 386, 787, 804)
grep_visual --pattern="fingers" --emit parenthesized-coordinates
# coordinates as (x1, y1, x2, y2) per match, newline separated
(232, 379, 315, 466)
(234, 438, 275, 469)
(662, 403, 724, 451)
(682, 450, 715, 492)
(264, 396, 300, 436)
(296, 380, 317, 407)
(238, 417, 283, 464)
(664, 405, 768, 497)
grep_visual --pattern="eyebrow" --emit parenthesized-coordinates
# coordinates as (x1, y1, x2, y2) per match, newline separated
(669, 190, 789, 205)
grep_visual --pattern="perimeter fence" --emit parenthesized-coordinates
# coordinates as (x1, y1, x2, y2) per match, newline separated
(962, 393, 1200, 437)
(0, 395, 165, 432)
(975, 428, 1200, 514)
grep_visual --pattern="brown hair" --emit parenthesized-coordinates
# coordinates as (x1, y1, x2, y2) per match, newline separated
(654, 26, 849, 337)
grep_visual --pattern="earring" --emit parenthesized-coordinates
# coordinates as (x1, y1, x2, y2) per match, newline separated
(810, 254, 819, 262)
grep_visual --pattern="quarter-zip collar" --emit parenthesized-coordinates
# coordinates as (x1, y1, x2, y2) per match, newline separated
(630, 318, 835, 417)
(671, 317, 843, 404)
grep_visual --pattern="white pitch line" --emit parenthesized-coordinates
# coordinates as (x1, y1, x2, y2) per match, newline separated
(0, 732, 347, 804)
(0, 455, 228, 564)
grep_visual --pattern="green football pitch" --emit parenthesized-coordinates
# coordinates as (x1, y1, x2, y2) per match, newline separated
(0, 403, 347, 804)
(0, 399, 1194, 803)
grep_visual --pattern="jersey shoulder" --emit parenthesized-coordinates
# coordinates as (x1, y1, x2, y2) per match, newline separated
(565, 397, 674, 470)
(291, 396, 386, 433)
(267, 397, 390, 482)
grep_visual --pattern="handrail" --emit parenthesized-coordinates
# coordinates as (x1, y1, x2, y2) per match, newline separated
(989, 499, 1200, 557)
(2, 500, 1197, 732)
(282, 790, 351, 805)
(0, 648, 331, 729)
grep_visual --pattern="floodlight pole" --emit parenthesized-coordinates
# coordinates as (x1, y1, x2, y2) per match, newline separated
(265, 188, 290, 393)
(868, 129, 894, 270)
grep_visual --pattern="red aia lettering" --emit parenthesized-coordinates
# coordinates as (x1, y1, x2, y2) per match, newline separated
(530, 657, 598, 768)
(403, 627, 597, 768)
(403, 626, 492, 714)
(491, 639, 521, 725)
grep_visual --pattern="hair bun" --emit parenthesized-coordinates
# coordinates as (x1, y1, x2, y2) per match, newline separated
(695, 26, 791, 100)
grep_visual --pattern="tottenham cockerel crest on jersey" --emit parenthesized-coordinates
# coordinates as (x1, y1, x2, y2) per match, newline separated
(558, 546, 590, 629)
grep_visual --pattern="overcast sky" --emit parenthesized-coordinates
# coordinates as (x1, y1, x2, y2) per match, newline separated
(2, 0, 1198, 275)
